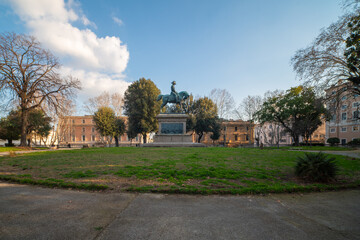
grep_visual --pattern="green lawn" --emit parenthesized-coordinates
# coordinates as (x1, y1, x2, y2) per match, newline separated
(0, 147, 49, 152)
(0, 147, 359, 194)
(0, 147, 23, 152)
(266, 146, 356, 151)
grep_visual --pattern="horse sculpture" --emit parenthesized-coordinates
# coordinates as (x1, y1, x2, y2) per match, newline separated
(157, 91, 190, 111)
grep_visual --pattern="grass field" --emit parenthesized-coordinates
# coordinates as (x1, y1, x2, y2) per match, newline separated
(268, 146, 356, 151)
(0, 147, 49, 152)
(0, 147, 23, 152)
(0, 147, 359, 194)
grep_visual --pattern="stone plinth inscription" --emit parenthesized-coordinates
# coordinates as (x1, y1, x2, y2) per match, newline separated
(160, 123, 184, 134)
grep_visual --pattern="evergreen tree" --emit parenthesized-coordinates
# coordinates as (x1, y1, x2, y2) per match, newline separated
(123, 78, 161, 143)
(187, 97, 219, 143)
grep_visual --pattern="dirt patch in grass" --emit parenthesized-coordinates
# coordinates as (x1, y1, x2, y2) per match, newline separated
(74, 176, 176, 191)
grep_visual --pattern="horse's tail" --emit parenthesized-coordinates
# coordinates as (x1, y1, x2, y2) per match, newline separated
(157, 95, 163, 101)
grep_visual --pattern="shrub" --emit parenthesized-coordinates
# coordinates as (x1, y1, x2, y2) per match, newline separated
(295, 152, 338, 182)
(347, 138, 360, 146)
(327, 137, 340, 146)
(299, 142, 325, 146)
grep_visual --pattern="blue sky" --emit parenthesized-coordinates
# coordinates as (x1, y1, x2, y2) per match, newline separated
(0, 0, 345, 112)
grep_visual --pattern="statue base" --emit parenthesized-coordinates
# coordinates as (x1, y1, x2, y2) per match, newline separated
(143, 114, 205, 147)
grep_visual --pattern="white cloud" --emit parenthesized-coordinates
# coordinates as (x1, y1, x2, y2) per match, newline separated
(112, 16, 124, 26)
(7, 0, 130, 103)
(61, 67, 130, 100)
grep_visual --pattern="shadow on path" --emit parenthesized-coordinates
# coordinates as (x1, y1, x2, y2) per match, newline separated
(1, 182, 359, 240)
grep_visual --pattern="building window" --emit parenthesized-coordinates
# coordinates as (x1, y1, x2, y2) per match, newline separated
(82, 119, 85, 124)
(72, 135, 75, 141)
(341, 105, 347, 110)
(83, 127, 85, 132)
(235, 127, 237, 131)
(246, 135, 249, 141)
(314, 135, 318, 138)
(353, 102, 360, 108)
(72, 119, 75, 124)
(341, 96, 347, 101)
(235, 135, 238, 141)
(92, 127, 95, 132)
(330, 115, 336, 122)
(341, 127, 347, 132)
(341, 139, 347, 145)
(353, 126, 359, 132)
(331, 90, 336, 95)
(91, 135, 95, 141)
(82, 135, 86, 141)
(342, 112, 347, 121)
(353, 111, 359, 119)
(330, 128, 336, 133)
(136, 136, 139, 141)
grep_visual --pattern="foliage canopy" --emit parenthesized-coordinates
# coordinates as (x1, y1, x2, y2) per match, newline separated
(255, 86, 328, 146)
(123, 78, 161, 143)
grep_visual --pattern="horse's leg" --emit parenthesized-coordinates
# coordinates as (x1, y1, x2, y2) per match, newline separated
(161, 99, 166, 109)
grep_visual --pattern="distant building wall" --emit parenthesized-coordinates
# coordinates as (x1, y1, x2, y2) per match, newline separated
(254, 120, 326, 147)
(325, 83, 360, 145)
(198, 120, 255, 147)
(58, 115, 143, 146)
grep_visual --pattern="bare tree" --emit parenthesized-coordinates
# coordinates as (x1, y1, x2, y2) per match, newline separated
(83, 91, 124, 116)
(0, 32, 81, 146)
(111, 92, 124, 116)
(234, 95, 263, 121)
(49, 99, 76, 146)
(263, 89, 284, 100)
(257, 123, 286, 147)
(209, 88, 235, 119)
(291, 13, 355, 93)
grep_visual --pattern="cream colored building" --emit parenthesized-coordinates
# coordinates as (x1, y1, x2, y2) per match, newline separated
(199, 120, 255, 147)
(325, 83, 360, 145)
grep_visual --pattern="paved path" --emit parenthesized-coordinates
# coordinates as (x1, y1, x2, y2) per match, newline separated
(0, 182, 359, 240)
(300, 150, 360, 159)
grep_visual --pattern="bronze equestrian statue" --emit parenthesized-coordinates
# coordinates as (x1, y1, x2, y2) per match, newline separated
(157, 81, 190, 111)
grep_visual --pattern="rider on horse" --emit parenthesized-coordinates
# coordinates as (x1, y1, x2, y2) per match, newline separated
(171, 81, 180, 103)
(157, 82, 189, 111)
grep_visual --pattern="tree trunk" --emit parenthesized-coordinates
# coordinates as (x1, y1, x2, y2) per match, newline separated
(20, 108, 28, 146)
(115, 136, 119, 147)
(143, 134, 147, 144)
(197, 133, 203, 143)
(8, 139, 13, 146)
(293, 135, 300, 146)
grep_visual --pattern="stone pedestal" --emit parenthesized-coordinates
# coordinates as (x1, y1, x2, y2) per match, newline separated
(143, 114, 205, 147)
